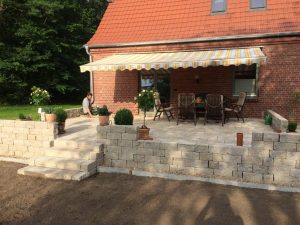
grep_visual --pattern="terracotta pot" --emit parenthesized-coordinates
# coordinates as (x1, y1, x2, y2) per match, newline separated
(139, 127, 150, 140)
(45, 113, 57, 122)
(58, 122, 65, 134)
(99, 115, 109, 126)
(237, 133, 243, 146)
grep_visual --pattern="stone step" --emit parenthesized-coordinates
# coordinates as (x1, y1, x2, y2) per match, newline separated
(43, 147, 99, 160)
(18, 166, 96, 181)
(53, 139, 96, 150)
(29, 156, 96, 172)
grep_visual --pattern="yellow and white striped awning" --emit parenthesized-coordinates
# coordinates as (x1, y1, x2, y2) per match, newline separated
(80, 47, 266, 72)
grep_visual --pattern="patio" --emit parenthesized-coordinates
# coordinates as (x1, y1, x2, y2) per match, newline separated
(61, 116, 273, 146)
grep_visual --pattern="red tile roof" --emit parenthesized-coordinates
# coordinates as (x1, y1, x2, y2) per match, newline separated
(87, 0, 300, 46)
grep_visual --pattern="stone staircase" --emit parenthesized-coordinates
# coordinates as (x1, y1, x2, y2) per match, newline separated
(18, 139, 103, 181)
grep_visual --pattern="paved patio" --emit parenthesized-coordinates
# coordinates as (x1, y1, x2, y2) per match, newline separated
(61, 116, 273, 146)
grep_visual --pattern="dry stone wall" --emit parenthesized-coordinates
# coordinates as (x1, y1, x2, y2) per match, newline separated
(0, 120, 57, 159)
(65, 108, 83, 118)
(98, 125, 300, 186)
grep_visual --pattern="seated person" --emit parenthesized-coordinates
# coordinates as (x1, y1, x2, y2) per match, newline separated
(82, 92, 95, 117)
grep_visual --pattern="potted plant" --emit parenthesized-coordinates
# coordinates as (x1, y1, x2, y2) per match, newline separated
(97, 105, 112, 126)
(44, 107, 56, 122)
(114, 109, 134, 125)
(56, 108, 68, 134)
(264, 114, 272, 125)
(135, 89, 155, 140)
(288, 121, 297, 132)
(29, 86, 51, 121)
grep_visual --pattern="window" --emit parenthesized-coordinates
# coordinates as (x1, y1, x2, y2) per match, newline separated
(212, 0, 226, 13)
(250, 0, 266, 9)
(233, 64, 258, 97)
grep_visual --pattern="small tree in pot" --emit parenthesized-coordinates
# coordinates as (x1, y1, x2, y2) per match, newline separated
(56, 108, 68, 134)
(97, 105, 112, 126)
(135, 89, 155, 140)
(44, 107, 56, 122)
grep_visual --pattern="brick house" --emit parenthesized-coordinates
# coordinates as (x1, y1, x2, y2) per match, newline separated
(80, 0, 300, 120)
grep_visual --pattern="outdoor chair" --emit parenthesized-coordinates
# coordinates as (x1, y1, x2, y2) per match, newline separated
(153, 92, 174, 121)
(224, 92, 246, 123)
(177, 93, 196, 125)
(204, 94, 224, 126)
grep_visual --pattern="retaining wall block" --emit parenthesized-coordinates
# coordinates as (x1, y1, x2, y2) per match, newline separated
(273, 158, 296, 167)
(153, 149, 165, 157)
(218, 162, 238, 170)
(194, 167, 214, 176)
(296, 161, 300, 169)
(195, 144, 209, 153)
(273, 142, 297, 152)
(173, 158, 208, 168)
(136, 147, 153, 156)
(138, 163, 170, 173)
(160, 156, 173, 164)
(286, 152, 300, 160)
(243, 172, 263, 183)
(253, 165, 270, 174)
(251, 141, 273, 151)
(178, 143, 196, 152)
(122, 133, 138, 141)
(118, 139, 133, 148)
(144, 141, 160, 149)
(232, 171, 243, 178)
(107, 132, 122, 140)
(170, 165, 194, 175)
(262, 158, 274, 167)
(126, 160, 137, 169)
(209, 145, 247, 156)
(212, 153, 223, 161)
(97, 132, 107, 139)
(181, 151, 200, 159)
(263, 174, 274, 183)
(213, 168, 233, 177)
(145, 155, 161, 164)
(280, 133, 300, 143)
(119, 147, 135, 160)
(222, 154, 242, 163)
(133, 154, 145, 162)
(199, 153, 213, 161)
(111, 159, 127, 168)
(263, 133, 280, 142)
(252, 132, 263, 141)
(208, 161, 219, 169)
(270, 150, 287, 159)
(159, 142, 178, 150)
(164, 149, 181, 158)
(237, 164, 253, 172)
(110, 125, 126, 133)
(125, 126, 138, 134)
(103, 158, 112, 166)
(97, 125, 110, 133)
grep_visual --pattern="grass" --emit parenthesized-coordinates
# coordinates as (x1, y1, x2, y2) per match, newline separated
(0, 105, 81, 121)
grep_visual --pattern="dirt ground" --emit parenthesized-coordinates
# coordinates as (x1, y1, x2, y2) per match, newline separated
(1, 162, 300, 225)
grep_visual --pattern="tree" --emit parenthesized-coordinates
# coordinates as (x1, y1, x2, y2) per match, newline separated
(0, 0, 107, 104)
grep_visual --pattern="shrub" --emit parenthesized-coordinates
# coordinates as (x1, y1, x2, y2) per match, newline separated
(264, 114, 272, 125)
(288, 121, 298, 132)
(114, 109, 133, 125)
(18, 113, 32, 120)
(97, 105, 112, 116)
(30, 86, 50, 106)
(55, 108, 68, 123)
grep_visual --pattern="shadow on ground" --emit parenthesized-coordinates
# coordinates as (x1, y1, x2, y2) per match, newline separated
(1, 162, 300, 225)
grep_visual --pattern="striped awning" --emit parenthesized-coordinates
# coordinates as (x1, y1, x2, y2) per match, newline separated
(80, 47, 266, 72)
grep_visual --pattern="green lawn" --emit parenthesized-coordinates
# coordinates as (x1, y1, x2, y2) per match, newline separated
(0, 105, 81, 121)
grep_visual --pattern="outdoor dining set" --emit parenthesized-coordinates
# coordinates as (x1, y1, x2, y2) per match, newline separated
(154, 92, 247, 126)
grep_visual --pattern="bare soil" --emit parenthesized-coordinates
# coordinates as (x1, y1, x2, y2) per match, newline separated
(1, 162, 300, 225)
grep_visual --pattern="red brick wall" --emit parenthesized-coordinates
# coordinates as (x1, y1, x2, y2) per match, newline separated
(89, 36, 300, 121)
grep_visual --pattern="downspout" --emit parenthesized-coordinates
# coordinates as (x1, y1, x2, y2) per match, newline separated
(84, 45, 95, 103)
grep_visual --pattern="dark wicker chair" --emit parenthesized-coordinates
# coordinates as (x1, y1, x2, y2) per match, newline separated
(153, 92, 174, 121)
(177, 93, 196, 125)
(204, 94, 224, 126)
(224, 92, 246, 123)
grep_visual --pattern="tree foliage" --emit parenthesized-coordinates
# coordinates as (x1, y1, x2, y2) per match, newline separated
(0, 0, 107, 104)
